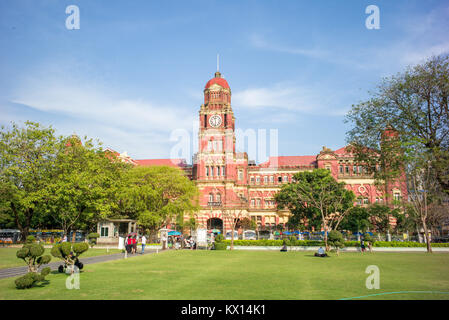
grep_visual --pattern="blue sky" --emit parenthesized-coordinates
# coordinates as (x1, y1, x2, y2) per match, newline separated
(1, 0, 448, 163)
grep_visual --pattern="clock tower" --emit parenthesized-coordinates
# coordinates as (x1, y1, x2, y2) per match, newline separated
(194, 70, 249, 227)
(197, 71, 236, 180)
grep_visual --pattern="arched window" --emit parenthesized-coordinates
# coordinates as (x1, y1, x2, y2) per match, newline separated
(216, 193, 221, 202)
(209, 193, 214, 202)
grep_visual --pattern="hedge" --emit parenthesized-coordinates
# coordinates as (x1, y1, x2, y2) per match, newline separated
(221, 240, 449, 247)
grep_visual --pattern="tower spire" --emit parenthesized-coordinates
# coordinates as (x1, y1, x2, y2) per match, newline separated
(214, 54, 221, 78)
(217, 54, 219, 72)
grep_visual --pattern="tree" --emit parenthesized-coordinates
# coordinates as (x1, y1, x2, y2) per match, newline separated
(239, 217, 256, 230)
(222, 196, 248, 250)
(15, 268, 51, 289)
(367, 204, 399, 237)
(405, 149, 444, 253)
(339, 206, 372, 234)
(328, 230, 345, 256)
(16, 242, 51, 273)
(275, 169, 355, 250)
(115, 166, 199, 237)
(0, 121, 59, 239)
(46, 135, 128, 240)
(51, 242, 89, 273)
(185, 217, 198, 235)
(285, 214, 307, 231)
(346, 55, 449, 196)
(87, 232, 100, 248)
(363, 233, 375, 252)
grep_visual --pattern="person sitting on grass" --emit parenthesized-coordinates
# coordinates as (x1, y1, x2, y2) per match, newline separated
(314, 247, 327, 257)
(280, 239, 288, 252)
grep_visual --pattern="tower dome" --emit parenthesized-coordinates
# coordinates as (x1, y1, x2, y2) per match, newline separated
(205, 71, 230, 89)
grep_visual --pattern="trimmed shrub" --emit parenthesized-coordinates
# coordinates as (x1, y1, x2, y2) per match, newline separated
(16, 243, 51, 273)
(73, 242, 89, 255)
(51, 242, 89, 273)
(328, 231, 345, 255)
(219, 239, 449, 248)
(215, 243, 227, 250)
(215, 234, 224, 243)
(87, 233, 100, 248)
(25, 235, 36, 243)
(15, 267, 51, 289)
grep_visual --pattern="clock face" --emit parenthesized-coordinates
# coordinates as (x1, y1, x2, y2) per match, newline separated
(209, 114, 222, 127)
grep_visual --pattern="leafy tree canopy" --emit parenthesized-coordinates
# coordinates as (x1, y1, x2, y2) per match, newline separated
(115, 166, 199, 232)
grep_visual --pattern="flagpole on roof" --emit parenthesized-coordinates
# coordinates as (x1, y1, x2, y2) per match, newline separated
(217, 54, 219, 72)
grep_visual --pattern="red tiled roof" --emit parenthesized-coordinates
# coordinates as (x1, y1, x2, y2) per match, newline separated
(334, 145, 378, 157)
(134, 159, 188, 168)
(260, 156, 317, 168)
(334, 146, 350, 155)
(205, 77, 230, 89)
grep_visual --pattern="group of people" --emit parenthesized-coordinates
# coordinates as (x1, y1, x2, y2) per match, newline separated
(164, 235, 196, 250)
(125, 234, 147, 254)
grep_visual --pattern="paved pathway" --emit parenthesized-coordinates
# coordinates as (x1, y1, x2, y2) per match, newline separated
(0, 248, 160, 279)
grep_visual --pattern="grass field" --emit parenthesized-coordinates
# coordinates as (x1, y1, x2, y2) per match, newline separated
(0, 247, 122, 269)
(0, 250, 448, 300)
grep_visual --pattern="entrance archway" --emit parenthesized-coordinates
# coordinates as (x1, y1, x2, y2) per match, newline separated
(207, 218, 223, 234)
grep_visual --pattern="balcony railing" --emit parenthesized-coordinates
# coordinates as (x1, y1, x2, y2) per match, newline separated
(207, 201, 222, 207)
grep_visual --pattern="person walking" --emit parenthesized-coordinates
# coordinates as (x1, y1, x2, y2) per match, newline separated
(132, 235, 137, 254)
(161, 233, 167, 250)
(127, 235, 133, 254)
(360, 237, 366, 253)
(210, 232, 215, 250)
(141, 234, 147, 254)
(125, 234, 129, 253)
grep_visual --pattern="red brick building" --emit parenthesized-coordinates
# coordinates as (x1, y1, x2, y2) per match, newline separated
(109, 71, 407, 233)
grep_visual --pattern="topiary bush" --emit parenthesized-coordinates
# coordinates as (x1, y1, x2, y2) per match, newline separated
(87, 233, 100, 248)
(215, 243, 227, 250)
(16, 243, 51, 273)
(363, 233, 375, 252)
(51, 242, 89, 273)
(15, 267, 51, 289)
(217, 239, 449, 248)
(25, 235, 36, 243)
(215, 234, 224, 243)
(328, 231, 345, 255)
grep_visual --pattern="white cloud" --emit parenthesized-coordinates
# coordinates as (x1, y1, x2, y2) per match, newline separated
(12, 79, 195, 133)
(400, 42, 449, 65)
(250, 34, 327, 59)
(233, 82, 347, 116)
(6, 73, 198, 159)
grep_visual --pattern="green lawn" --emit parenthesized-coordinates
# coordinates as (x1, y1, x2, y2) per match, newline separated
(0, 250, 448, 300)
(0, 247, 122, 269)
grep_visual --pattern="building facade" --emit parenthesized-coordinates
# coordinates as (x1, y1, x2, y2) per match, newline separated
(110, 71, 407, 234)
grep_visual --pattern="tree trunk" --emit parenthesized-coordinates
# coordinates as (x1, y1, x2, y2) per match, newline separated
(230, 225, 235, 250)
(323, 225, 329, 251)
(422, 220, 433, 253)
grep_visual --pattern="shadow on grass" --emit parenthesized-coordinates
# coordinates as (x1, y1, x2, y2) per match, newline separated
(34, 280, 50, 288)
(50, 269, 85, 275)
(302, 254, 332, 258)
